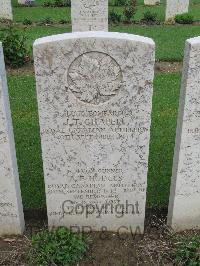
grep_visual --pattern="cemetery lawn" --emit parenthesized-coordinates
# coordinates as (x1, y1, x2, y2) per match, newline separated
(4, 24, 200, 62)
(112, 25, 200, 61)
(9, 0, 200, 62)
(8, 72, 181, 210)
(12, 0, 200, 23)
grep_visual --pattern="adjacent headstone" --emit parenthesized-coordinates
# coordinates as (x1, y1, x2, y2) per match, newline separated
(0, 43, 25, 235)
(34, 31, 155, 233)
(18, 0, 35, 5)
(167, 37, 200, 231)
(71, 0, 108, 32)
(0, 0, 13, 20)
(165, 0, 189, 21)
(144, 0, 160, 5)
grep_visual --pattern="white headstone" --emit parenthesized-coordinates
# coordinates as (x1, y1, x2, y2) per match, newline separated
(0, 0, 13, 20)
(34, 31, 155, 233)
(165, 0, 189, 20)
(0, 43, 25, 235)
(144, 0, 160, 5)
(168, 37, 200, 231)
(18, 0, 35, 5)
(71, 0, 108, 32)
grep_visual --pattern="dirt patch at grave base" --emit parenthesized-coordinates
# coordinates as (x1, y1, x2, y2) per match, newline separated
(0, 208, 179, 266)
(6, 62, 183, 76)
(155, 61, 182, 73)
(80, 208, 175, 266)
(0, 236, 29, 266)
(6, 64, 35, 76)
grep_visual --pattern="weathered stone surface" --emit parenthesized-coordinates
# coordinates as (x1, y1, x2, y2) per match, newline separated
(168, 37, 200, 231)
(34, 31, 155, 233)
(0, 43, 24, 235)
(165, 0, 189, 20)
(144, 0, 160, 5)
(71, 0, 108, 32)
(0, 0, 13, 20)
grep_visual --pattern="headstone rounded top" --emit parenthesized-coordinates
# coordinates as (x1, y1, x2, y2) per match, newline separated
(187, 36, 200, 45)
(34, 31, 155, 47)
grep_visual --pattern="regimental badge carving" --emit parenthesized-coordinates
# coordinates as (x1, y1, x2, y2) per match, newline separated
(67, 52, 123, 105)
(81, 0, 100, 9)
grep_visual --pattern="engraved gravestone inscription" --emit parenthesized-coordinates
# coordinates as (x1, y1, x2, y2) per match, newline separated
(71, 0, 108, 32)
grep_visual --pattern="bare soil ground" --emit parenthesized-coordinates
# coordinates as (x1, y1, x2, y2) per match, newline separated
(0, 208, 178, 266)
(6, 62, 183, 76)
(155, 62, 182, 73)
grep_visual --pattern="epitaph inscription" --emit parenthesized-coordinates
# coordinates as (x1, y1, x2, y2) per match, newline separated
(71, 0, 108, 32)
(0, 43, 24, 235)
(34, 32, 155, 233)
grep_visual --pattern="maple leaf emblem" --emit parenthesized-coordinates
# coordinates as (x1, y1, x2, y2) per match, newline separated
(68, 52, 123, 105)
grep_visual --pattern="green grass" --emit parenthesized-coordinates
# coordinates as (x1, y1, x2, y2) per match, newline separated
(0, 24, 199, 62)
(18, 24, 200, 61)
(13, 6, 71, 23)
(8, 75, 45, 209)
(1, 20, 200, 62)
(147, 73, 181, 207)
(174, 232, 200, 265)
(0, 0, 196, 62)
(8, 73, 181, 209)
(29, 227, 88, 265)
(11, 0, 200, 23)
(112, 25, 200, 61)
